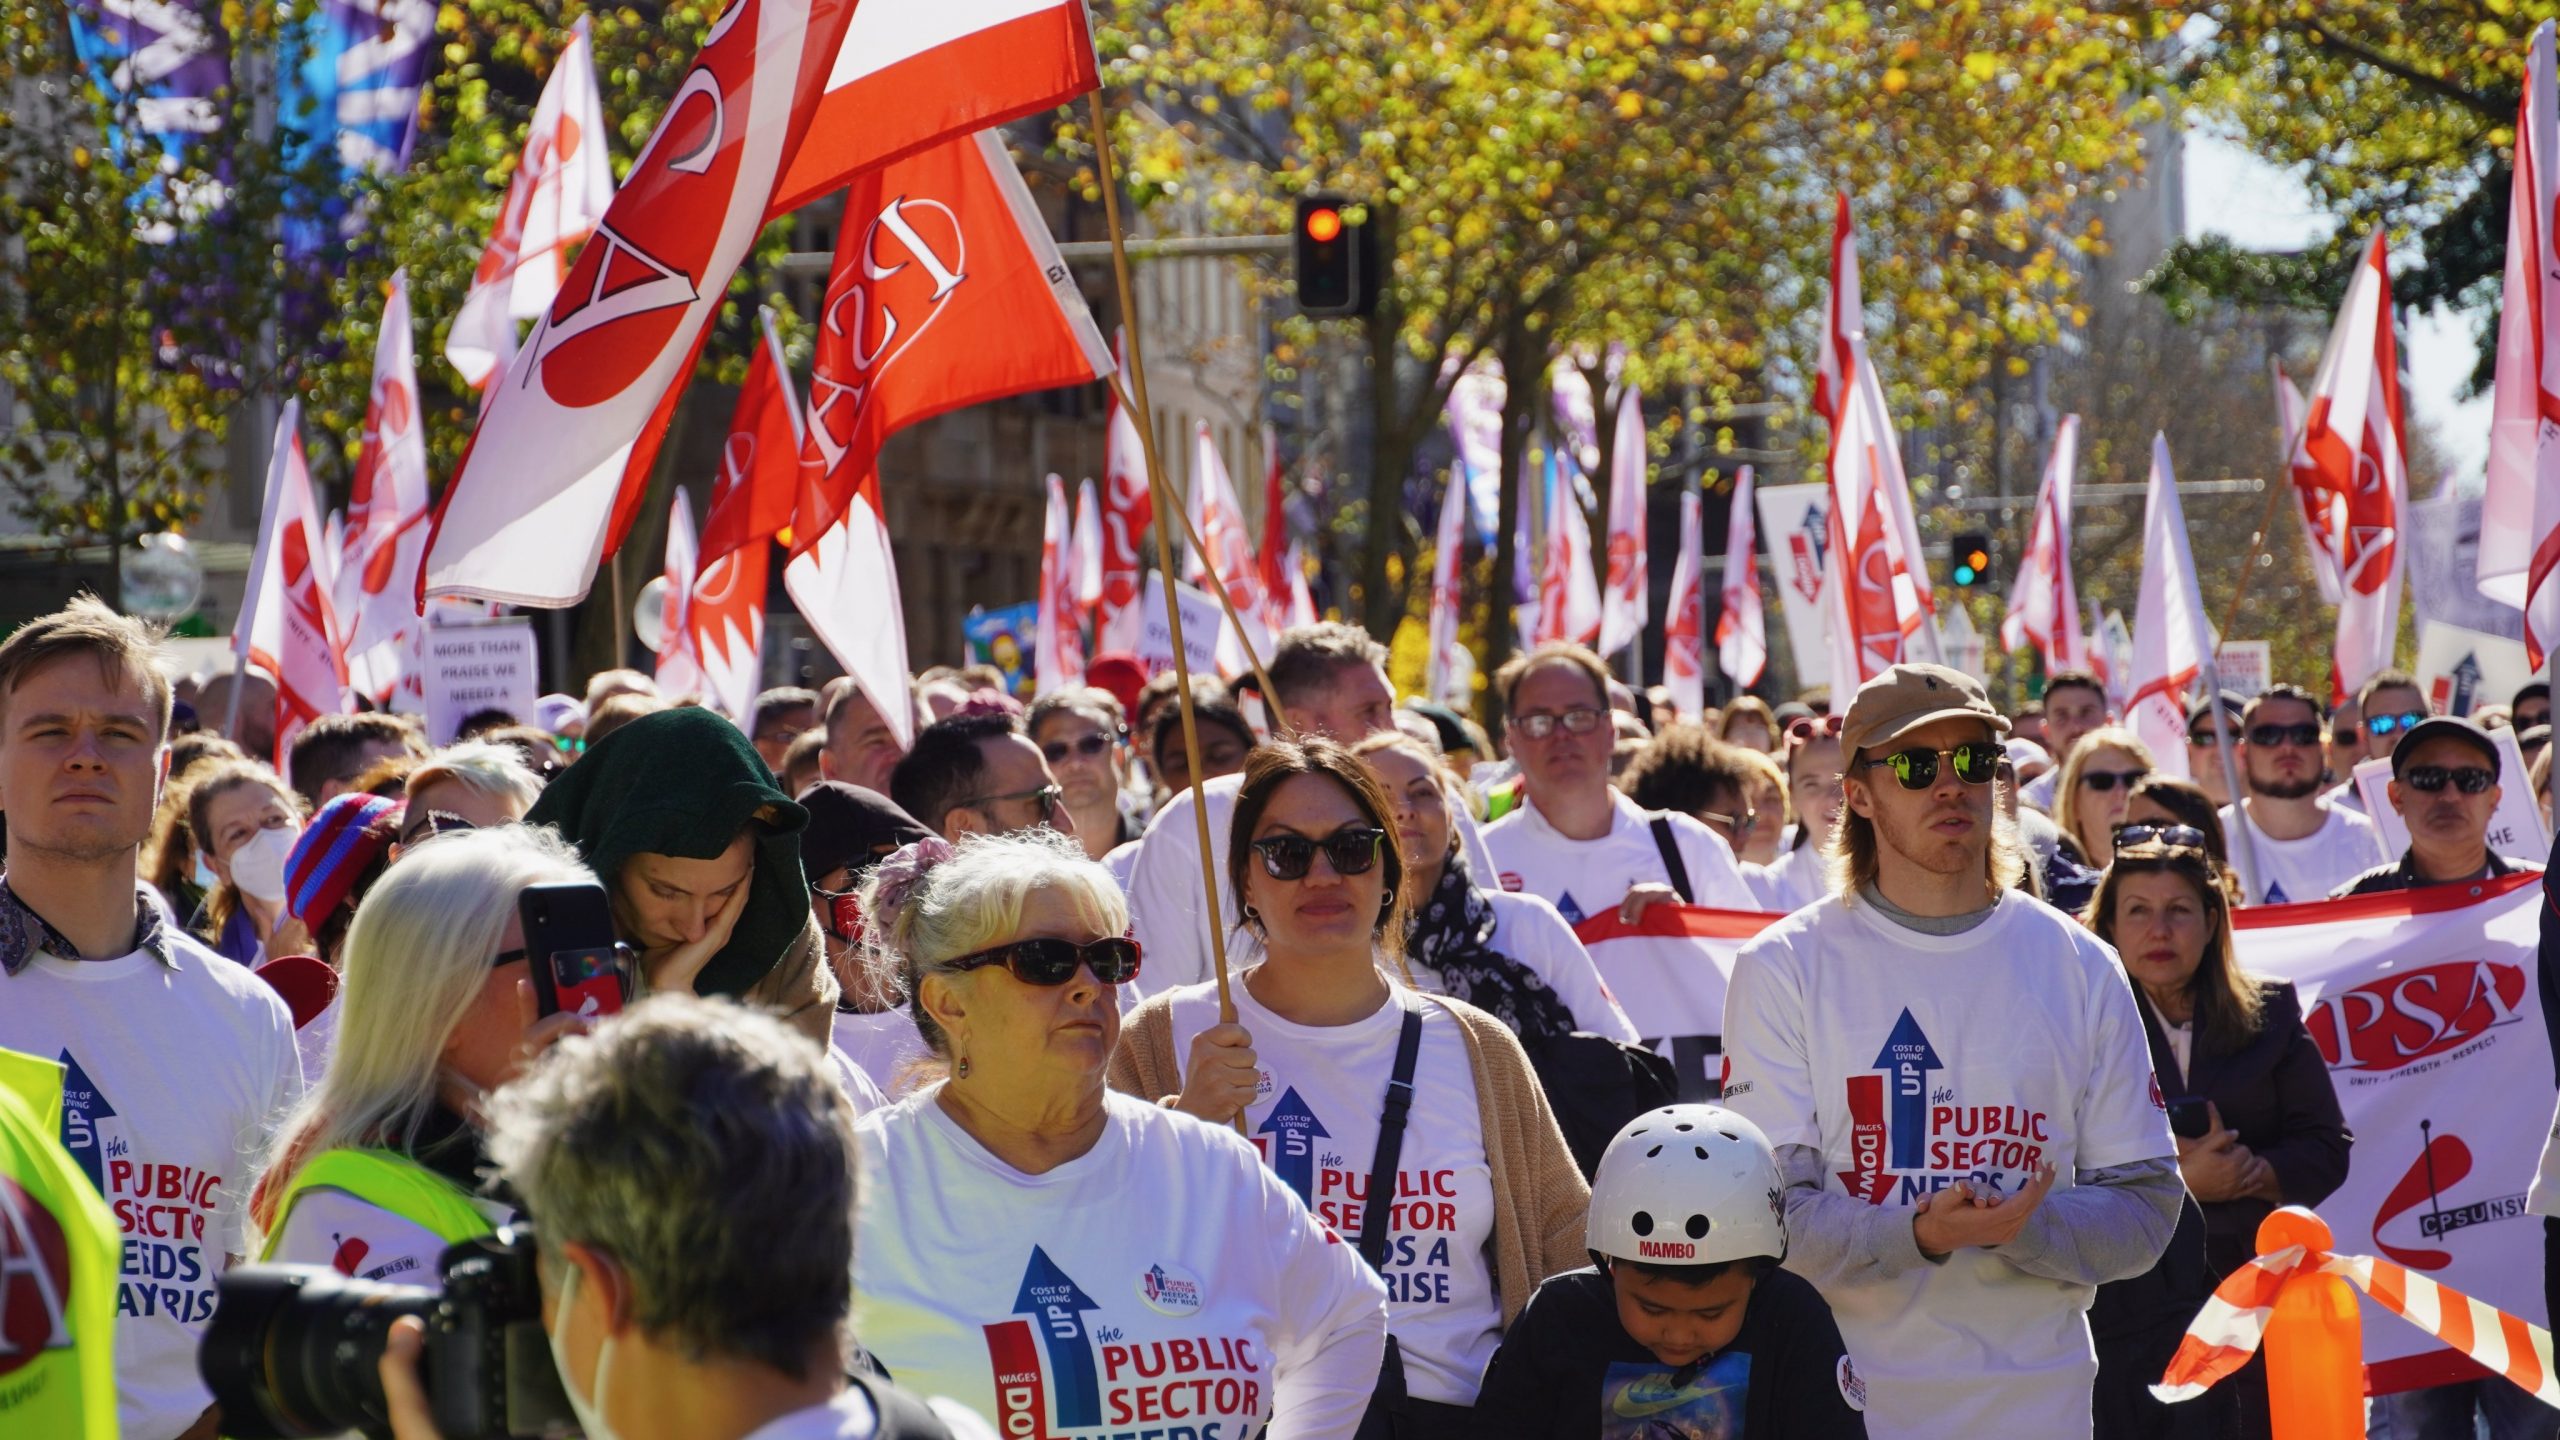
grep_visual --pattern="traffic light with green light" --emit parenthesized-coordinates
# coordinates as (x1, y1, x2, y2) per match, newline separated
(1951, 531, 1993, 588)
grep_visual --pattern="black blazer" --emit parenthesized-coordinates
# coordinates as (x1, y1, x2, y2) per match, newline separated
(2139, 980, 2353, 1276)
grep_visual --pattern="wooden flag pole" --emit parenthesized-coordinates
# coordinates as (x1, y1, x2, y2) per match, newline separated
(2215, 473, 2292, 658)
(1103, 371, 1294, 737)
(1088, 90, 1240, 1034)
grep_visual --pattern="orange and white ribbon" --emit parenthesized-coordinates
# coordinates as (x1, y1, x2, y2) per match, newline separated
(2153, 1244, 2560, 1408)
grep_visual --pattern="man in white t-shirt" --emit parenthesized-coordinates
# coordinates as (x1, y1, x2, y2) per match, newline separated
(2218, 683, 2387, 905)
(1480, 643, 1755, 924)
(2017, 669, 2112, 814)
(0, 600, 302, 1440)
(1129, 623, 1499, 994)
(1721, 663, 2180, 1438)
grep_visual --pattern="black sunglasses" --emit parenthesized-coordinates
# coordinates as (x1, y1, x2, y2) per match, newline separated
(2246, 723, 2322, 749)
(401, 809, 479, 845)
(2366, 711, 2429, 737)
(1040, 733, 1118, 765)
(949, 936, 1141, 986)
(2401, 765, 2496, 795)
(1250, 827, 1387, 880)
(963, 784, 1063, 822)
(2079, 767, 2150, 793)
(1861, 742, 2001, 790)
(2113, 823, 2210, 850)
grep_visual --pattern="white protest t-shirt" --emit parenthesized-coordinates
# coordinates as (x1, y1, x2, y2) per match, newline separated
(0, 931, 304, 1440)
(1481, 790, 1756, 924)
(1720, 890, 2173, 1439)
(266, 1179, 514, 1288)
(1745, 844, 1830, 915)
(832, 1008, 934, 1099)
(1405, 890, 1641, 1044)
(2218, 800, 2387, 905)
(1159, 976, 1502, 1405)
(854, 1089, 1388, 1440)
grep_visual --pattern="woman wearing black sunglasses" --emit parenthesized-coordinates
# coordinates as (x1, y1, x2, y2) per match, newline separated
(2051, 725, 2156, 875)
(852, 828, 1392, 1438)
(1113, 740, 1588, 1439)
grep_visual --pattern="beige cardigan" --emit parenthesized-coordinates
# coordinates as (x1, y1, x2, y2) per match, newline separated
(1109, 986, 1589, 1327)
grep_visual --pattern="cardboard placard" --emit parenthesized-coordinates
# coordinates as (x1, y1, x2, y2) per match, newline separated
(2352, 723, 2550, 864)
(2414, 621, 2534, 718)
(1135, 573, 1224, 679)
(1753, 483, 1834, 692)
(422, 619, 538, 745)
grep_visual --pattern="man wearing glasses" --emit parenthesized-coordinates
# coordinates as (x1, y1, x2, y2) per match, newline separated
(2016, 670, 2114, 815)
(1480, 643, 1755, 924)
(1721, 663, 2180, 1436)
(886, 710, 1079, 845)
(2221, 684, 2386, 906)
(2333, 717, 2542, 897)
(2327, 669, 2429, 815)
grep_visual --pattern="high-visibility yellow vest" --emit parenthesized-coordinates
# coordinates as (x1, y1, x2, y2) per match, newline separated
(255, 1147, 495, 1264)
(0, 1046, 120, 1440)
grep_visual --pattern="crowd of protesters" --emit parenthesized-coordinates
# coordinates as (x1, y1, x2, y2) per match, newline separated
(8, 594, 2560, 1440)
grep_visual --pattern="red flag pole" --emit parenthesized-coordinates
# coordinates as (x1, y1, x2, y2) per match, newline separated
(1088, 91, 1241, 1039)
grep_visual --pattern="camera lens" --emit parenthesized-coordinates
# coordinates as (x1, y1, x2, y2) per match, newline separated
(199, 1265, 436, 1439)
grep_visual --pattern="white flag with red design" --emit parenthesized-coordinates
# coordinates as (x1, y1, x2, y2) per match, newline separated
(654, 485, 708, 696)
(1426, 464, 1469, 707)
(336, 270, 432, 705)
(677, 311, 800, 724)
(1181, 422, 1272, 678)
(1712, 468, 1761, 694)
(2292, 231, 2410, 698)
(783, 128, 1113, 749)
(1823, 333, 1936, 700)
(1035, 472, 1085, 691)
(1282, 542, 1318, 630)
(1597, 382, 1649, 656)
(2273, 362, 2347, 605)
(1537, 454, 1603, 647)
(2480, 21, 2560, 667)
(423, 0, 863, 608)
(1096, 332, 1152, 653)
(445, 16, 615, 390)
(1256, 425, 1294, 637)
(768, 0, 1097, 215)
(1072, 476, 1104, 611)
(2128, 434, 2212, 779)
(236, 402, 350, 768)
(1667, 490, 1711, 716)
(1999, 414, 2087, 674)
(1813, 190, 1860, 429)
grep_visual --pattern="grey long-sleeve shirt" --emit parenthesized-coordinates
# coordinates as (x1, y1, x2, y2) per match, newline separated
(1775, 1145, 2184, 1290)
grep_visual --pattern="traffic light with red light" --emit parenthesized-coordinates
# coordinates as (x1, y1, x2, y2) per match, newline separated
(1294, 194, 1374, 316)
(1951, 531, 1993, 588)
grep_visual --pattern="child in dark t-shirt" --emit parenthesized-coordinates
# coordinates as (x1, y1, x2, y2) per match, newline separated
(1476, 1106, 1867, 1439)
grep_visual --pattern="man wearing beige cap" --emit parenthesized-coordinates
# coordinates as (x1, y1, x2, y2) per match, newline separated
(1721, 663, 2179, 1438)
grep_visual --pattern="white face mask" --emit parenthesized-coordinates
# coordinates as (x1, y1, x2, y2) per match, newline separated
(547, 1265, 621, 1440)
(228, 826, 298, 905)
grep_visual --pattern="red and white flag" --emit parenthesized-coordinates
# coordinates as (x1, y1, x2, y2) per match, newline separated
(1813, 190, 1860, 429)
(653, 485, 707, 696)
(423, 0, 864, 608)
(2480, 20, 2560, 666)
(1182, 422, 1272, 677)
(1667, 490, 1710, 716)
(1999, 414, 2087, 674)
(1425, 464, 1470, 707)
(1537, 454, 1603, 646)
(444, 16, 614, 390)
(1256, 425, 1294, 636)
(1824, 333, 1936, 699)
(1713, 467, 1763, 693)
(1035, 472, 1085, 692)
(1072, 476, 1104, 612)
(2292, 230, 2410, 699)
(678, 310, 800, 724)
(235, 403, 349, 768)
(2274, 362, 2347, 605)
(2128, 434, 2213, 779)
(1597, 382, 1649, 657)
(337, 270, 433, 704)
(767, 0, 1097, 215)
(783, 128, 1113, 748)
(1096, 332, 1152, 653)
(1282, 541, 1318, 629)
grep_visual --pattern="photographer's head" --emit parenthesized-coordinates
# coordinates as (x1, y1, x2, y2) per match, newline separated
(485, 995, 858, 1439)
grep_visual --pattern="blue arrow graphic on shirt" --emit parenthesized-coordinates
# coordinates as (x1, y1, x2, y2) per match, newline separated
(1872, 1010, 1942, 1171)
(55, 1048, 114, 1192)
(1012, 1246, 1102, 1428)
(1257, 1086, 1330, 1201)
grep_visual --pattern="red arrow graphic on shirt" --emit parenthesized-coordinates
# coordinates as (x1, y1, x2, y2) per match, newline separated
(1838, 1073, 1896, 1204)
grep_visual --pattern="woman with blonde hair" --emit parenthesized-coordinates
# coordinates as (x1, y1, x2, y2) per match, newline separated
(1717, 694, 1780, 754)
(247, 826, 599, 1282)
(2051, 724, 2155, 872)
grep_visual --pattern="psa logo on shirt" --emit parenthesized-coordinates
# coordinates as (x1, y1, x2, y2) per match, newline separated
(1836, 1011, 2052, 1206)
(979, 1245, 1264, 1438)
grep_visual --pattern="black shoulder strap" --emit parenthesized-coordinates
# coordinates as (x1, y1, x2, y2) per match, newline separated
(1650, 815, 1696, 904)
(846, 1369, 957, 1439)
(1357, 994, 1427, 1271)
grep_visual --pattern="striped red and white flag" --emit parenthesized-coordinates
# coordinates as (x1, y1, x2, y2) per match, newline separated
(1998, 415, 2086, 673)
(236, 403, 351, 768)
(1035, 472, 1086, 692)
(2479, 20, 2560, 666)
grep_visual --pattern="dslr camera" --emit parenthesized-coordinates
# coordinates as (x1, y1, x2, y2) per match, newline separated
(200, 1225, 576, 1439)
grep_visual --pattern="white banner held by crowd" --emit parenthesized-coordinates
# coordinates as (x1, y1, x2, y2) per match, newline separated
(1134, 573, 1223, 680)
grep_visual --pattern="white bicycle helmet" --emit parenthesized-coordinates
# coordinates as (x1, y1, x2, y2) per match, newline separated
(1587, 1104, 1786, 1266)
